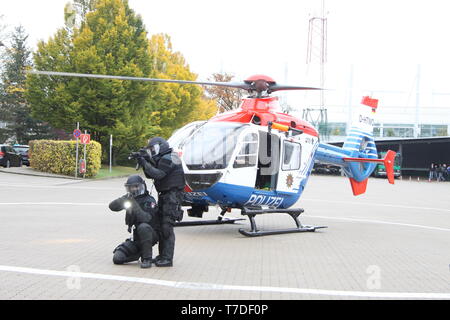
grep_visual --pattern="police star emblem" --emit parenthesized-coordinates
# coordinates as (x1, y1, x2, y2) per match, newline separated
(286, 173, 294, 188)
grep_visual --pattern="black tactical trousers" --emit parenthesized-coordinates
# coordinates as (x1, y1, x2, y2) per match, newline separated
(113, 223, 158, 264)
(157, 189, 183, 261)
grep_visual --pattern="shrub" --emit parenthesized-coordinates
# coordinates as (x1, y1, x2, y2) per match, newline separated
(29, 140, 102, 178)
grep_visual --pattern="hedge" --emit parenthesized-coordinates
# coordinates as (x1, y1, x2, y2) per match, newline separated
(29, 140, 102, 178)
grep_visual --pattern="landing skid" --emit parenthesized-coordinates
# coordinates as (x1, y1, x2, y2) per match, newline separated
(174, 208, 245, 227)
(239, 207, 327, 237)
(175, 217, 245, 227)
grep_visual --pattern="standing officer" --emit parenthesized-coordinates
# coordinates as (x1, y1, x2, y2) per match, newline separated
(109, 175, 159, 268)
(137, 137, 185, 267)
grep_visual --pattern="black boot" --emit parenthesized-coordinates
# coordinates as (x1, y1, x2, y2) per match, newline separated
(140, 258, 152, 269)
(155, 258, 173, 267)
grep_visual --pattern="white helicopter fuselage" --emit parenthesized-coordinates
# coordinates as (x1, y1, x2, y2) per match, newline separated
(169, 120, 319, 210)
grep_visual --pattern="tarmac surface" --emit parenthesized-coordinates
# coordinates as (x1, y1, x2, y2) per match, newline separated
(0, 167, 449, 300)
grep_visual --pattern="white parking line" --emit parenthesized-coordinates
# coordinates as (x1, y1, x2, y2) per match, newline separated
(1, 202, 448, 232)
(302, 198, 450, 213)
(0, 265, 449, 299)
(311, 216, 450, 232)
(0, 202, 106, 206)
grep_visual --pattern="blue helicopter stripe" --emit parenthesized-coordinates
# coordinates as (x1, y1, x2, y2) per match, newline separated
(193, 182, 301, 209)
(348, 134, 364, 138)
(345, 138, 363, 143)
(349, 126, 374, 134)
(348, 130, 374, 138)
(315, 143, 351, 166)
(344, 147, 378, 157)
(349, 128, 373, 135)
(300, 141, 319, 176)
(343, 142, 377, 148)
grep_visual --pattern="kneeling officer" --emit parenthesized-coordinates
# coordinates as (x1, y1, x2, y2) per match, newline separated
(109, 175, 159, 268)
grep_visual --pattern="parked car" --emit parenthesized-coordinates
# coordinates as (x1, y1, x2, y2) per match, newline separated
(13, 144, 30, 166)
(0, 144, 23, 167)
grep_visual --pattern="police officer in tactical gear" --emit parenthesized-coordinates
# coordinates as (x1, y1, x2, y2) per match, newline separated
(136, 137, 185, 267)
(109, 175, 160, 269)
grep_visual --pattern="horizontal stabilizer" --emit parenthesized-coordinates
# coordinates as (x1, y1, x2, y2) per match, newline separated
(349, 178, 368, 196)
(343, 150, 397, 185)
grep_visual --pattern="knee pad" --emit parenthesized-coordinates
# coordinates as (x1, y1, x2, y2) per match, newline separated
(135, 223, 153, 243)
(136, 223, 152, 234)
(112, 240, 140, 264)
(112, 250, 128, 265)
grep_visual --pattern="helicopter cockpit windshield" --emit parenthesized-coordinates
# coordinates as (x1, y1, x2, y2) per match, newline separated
(183, 122, 247, 170)
(168, 121, 206, 150)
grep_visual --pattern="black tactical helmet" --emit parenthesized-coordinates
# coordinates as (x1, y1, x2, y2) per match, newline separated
(124, 175, 147, 197)
(147, 137, 170, 158)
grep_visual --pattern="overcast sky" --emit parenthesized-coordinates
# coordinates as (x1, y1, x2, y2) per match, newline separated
(2, 0, 450, 122)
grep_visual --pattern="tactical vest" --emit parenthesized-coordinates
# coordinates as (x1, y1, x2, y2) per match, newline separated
(154, 152, 185, 192)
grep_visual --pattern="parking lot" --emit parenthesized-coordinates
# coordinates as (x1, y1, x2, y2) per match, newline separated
(0, 170, 449, 300)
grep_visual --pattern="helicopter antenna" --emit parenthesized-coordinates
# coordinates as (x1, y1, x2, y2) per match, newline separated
(305, 0, 329, 139)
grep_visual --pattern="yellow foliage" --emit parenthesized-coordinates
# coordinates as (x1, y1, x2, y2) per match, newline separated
(29, 140, 102, 178)
(6, 85, 26, 94)
(187, 97, 218, 122)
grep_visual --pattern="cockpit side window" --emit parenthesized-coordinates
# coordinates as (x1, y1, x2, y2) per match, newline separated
(233, 133, 258, 168)
(184, 122, 247, 170)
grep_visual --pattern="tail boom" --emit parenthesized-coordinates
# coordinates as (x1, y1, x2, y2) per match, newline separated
(314, 96, 396, 196)
(343, 150, 396, 184)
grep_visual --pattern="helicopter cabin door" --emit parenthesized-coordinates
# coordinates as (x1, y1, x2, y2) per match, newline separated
(255, 131, 280, 191)
(223, 128, 259, 189)
(276, 138, 302, 193)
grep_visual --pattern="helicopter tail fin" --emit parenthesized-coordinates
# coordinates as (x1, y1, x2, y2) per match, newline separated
(343, 96, 378, 159)
(315, 96, 396, 196)
(340, 96, 379, 192)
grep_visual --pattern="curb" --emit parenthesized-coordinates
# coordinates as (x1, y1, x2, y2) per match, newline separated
(0, 168, 82, 180)
(0, 168, 135, 181)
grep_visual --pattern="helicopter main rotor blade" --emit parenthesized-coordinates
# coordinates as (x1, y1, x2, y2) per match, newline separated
(28, 70, 251, 90)
(269, 84, 324, 92)
(29, 70, 326, 93)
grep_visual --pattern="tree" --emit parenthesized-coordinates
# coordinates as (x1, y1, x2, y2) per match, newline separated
(27, 0, 154, 162)
(186, 97, 217, 123)
(147, 33, 206, 138)
(73, 0, 97, 18)
(0, 26, 54, 144)
(204, 72, 244, 112)
(27, 0, 216, 163)
(385, 128, 395, 137)
(0, 15, 7, 142)
(436, 127, 447, 137)
(64, 0, 98, 30)
(0, 15, 7, 49)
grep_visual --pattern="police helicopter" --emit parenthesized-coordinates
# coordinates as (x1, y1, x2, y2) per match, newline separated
(30, 71, 397, 237)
